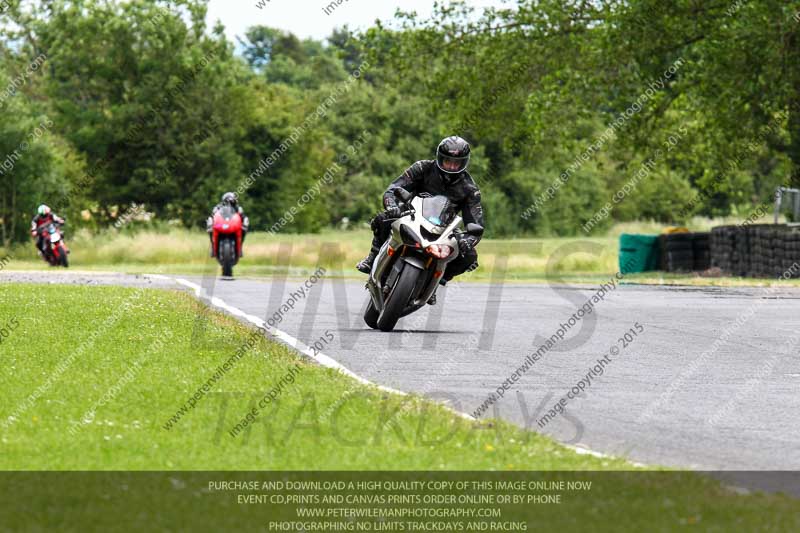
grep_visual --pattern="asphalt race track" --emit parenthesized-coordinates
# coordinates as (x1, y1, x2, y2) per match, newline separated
(4, 270, 800, 474)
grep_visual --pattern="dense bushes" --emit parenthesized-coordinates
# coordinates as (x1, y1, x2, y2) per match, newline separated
(0, 0, 794, 245)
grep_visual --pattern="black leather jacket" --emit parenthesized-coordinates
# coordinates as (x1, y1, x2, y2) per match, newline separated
(383, 160, 485, 245)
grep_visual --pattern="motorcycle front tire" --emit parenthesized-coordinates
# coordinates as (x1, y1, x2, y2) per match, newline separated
(220, 238, 235, 278)
(364, 298, 380, 329)
(377, 263, 420, 332)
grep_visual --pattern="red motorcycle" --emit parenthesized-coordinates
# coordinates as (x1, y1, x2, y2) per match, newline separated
(39, 222, 69, 268)
(211, 206, 243, 277)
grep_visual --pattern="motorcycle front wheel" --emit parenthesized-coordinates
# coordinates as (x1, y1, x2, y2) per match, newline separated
(57, 244, 69, 268)
(220, 238, 235, 277)
(377, 263, 420, 332)
(363, 298, 380, 329)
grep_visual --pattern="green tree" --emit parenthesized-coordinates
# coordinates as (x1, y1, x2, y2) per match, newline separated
(0, 64, 80, 245)
(6, 0, 247, 226)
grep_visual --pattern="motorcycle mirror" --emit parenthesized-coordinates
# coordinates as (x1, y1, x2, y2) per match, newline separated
(465, 223, 484, 236)
(394, 188, 414, 202)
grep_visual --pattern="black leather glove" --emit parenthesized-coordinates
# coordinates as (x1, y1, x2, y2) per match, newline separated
(457, 234, 477, 253)
(385, 206, 403, 219)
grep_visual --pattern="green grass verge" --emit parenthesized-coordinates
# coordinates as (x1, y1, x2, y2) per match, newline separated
(1, 284, 799, 530)
(0, 283, 630, 470)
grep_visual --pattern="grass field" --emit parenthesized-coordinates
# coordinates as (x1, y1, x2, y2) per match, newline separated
(4, 216, 800, 287)
(3, 226, 620, 280)
(0, 283, 630, 470)
(1, 283, 799, 530)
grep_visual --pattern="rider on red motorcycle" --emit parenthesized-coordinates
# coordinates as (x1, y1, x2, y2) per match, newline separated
(206, 192, 249, 255)
(31, 205, 65, 256)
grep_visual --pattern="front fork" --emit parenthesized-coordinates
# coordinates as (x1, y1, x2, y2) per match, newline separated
(211, 230, 219, 258)
(367, 238, 396, 308)
(367, 241, 447, 311)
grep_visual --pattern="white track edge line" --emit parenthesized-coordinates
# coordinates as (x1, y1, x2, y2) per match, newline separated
(164, 275, 652, 461)
(172, 277, 408, 396)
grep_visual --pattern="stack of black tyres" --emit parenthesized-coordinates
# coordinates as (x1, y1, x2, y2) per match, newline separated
(754, 225, 780, 277)
(741, 224, 760, 277)
(771, 225, 787, 277)
(661, 233, 694, 272)
(751, 225, 769, 277)
(692, 232, 711, 271)
(710, 226, 736, 273)
(731, 225, 749, 276)
(710, 223, 800, 278)
(784, 226, 800, 278)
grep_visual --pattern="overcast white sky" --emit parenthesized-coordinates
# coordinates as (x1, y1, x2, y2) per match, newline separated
(206, 0, 509, 42)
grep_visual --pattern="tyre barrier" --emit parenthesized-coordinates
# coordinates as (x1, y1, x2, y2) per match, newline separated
(657, 232, 710, 273)
(710, 224, 800, 278)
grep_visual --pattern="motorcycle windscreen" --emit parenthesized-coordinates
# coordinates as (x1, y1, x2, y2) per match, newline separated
(420, 195, 454, 227)
(218, 205, 237, 220)
(48, 224, 60, 242)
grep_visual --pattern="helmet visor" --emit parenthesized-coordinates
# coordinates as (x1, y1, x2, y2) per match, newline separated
(436, 154, 469, 174)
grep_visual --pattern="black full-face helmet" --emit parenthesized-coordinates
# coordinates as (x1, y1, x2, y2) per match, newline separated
(221, 192, 238, 207)
(435, 136, 471, 183)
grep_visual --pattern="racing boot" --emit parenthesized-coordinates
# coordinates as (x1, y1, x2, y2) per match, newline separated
(356, 249, 378, 274)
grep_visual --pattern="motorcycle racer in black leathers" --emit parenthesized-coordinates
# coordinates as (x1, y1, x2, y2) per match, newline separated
(356, 136, 484, 293)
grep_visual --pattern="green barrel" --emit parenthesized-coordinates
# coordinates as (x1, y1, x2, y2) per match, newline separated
(619, 234, 660, 273)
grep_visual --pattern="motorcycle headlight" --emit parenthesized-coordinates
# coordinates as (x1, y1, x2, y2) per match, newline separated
(425, 244, 454, 259)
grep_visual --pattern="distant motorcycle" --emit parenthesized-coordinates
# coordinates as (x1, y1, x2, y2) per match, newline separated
(363, 188, 483, 331)
(38, 222, 69, 268)
(210, 205, 243, 278)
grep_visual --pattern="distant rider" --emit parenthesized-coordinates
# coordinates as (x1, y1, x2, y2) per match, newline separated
(30, 204, 65, 256)
(206, 192, 250, 255)
(356, 136, 484, 299)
